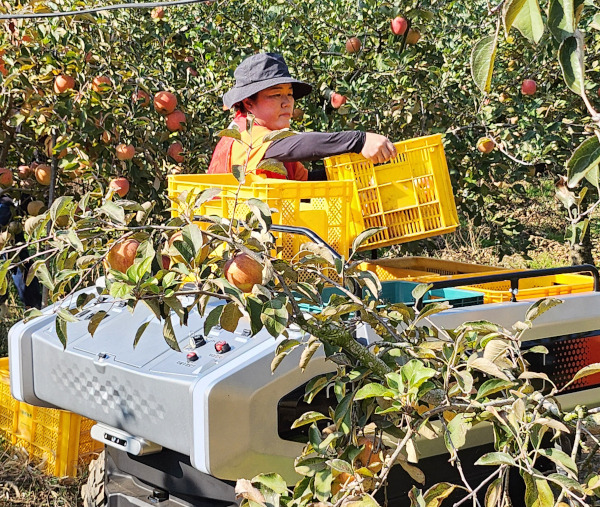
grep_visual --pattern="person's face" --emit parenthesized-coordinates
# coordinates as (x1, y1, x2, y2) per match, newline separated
(243, 83, 294, 130)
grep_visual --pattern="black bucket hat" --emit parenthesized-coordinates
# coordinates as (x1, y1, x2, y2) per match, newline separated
(223, 53, 312, 109)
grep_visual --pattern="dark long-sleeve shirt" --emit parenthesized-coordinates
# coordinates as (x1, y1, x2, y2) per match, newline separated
(264, 131, 366, 162)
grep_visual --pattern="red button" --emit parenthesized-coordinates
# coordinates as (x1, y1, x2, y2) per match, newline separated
(215, 341, 231, 354)
(186, 352, 198, 362)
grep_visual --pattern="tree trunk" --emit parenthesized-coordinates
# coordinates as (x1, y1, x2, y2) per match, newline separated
(570, 221, 595, 266)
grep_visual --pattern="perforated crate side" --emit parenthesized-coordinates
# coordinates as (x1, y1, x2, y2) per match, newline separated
(0, 359, 18, 442)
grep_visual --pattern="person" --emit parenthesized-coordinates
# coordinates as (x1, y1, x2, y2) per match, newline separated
(208, 53, 397, 180)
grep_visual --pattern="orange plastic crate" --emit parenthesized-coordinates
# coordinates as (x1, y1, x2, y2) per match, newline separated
(324, 134, 459, 250)
(0, 357, 103, 477)
(359, 257, 507, 281)
(460, 274, 595, 303)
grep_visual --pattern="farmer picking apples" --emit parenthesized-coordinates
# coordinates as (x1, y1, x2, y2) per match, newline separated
(208, 52, 397, 178)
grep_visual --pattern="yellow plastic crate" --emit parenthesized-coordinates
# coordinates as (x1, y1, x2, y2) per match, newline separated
(168, 173, 355, 260)
(324, 134, 459, 250)
(460, 274, 595, 303)
(0, 358, 103, 477)
(359, 256, 507, 281)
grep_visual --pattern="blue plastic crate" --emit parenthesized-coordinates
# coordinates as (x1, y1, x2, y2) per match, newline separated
(297, 281, 484, 313)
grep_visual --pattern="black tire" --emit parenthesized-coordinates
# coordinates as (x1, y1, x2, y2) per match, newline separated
(82, 451, 106, 507)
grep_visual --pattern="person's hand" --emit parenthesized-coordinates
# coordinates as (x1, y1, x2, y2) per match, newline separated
(361, 133, 397, 164)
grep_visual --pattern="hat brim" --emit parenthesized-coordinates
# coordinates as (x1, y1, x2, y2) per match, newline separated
(223, 77, 312, 109)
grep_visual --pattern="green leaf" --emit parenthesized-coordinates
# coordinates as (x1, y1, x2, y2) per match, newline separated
(468, 356, 511, 381)
(342, 495, 379, 507)
(220, 302, 243, 333)
(548, 0, 575, 42)
(412, 283, 432, 304)
(513, 0, 545, 43)
(183, 223, 208, 265)
(294, 456, 327, 477)
(55, 316, 67, 349)
(485, 478, 503, 507)
(256, 158, 287, 176)
(163, 317, 180, 351)
(523, 473, 554, 507)
(414, 302, 452, 324)
(23, 308, 43, 322)
(88, 310, 108, 337)
(409, 486, 426, 507)
(204, 305, 224, 335)
(444, 413, 471, 452)
(314, 468, 333, 502)
(547, 473, 585, 494)
(334, 391, 353, 434)
(503, 0, 528, 36)
(246, 198, 272, 230)
(35, 263, 55, 291)
(299, 340, 321, 371)
(471, 34, 498, 93)
(475, 451, 516, 466)
(217, 128, 241, 141)
(357, 270, 381, 302)
(99, 201, 125, 225)
(591, 13, 600, 30)
(567, 136, 600, 187)
(246, 295, 264, 335)
(194, 187, 222, 208)
(559, 33, 586, 95)
(65, 230, 84, 252)
(354, 383, 395, 400)
(49, 195, 73, 222)
(475, 378, 515, 400)
(525, 297, 563, 322)
(251, 473, 288, 495)
(261, 299, 288, 337)
(401, 360, 437, 389)
(351, 227, 385, 255)
(262, 129, 296, 142)
(291, 411, 329, 429)
(538, 449, 577, 478)
(57, 307, 79, 323)
(424, 483, 458, 507)
(109, 281, 130, 299)
(571, 362, 600, 382)
(526, 345, 549, 354)
(327, 458, 354, 474)
(133, 321, 150, 348)
(231, 164, 246, 184)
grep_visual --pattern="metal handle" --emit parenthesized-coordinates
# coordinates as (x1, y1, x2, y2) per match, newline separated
(425, 264, 600, 298)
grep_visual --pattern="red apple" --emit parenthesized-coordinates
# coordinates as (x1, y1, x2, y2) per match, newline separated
(109, 177, 130, 197)
(105, 239, 140, 273)
(477, 137, 495, 154)
(116, 144, 135, 161)
(391, 16, 408, 36)
(0, 168, 13, 187)
(521, 79, 537, 96)
(224, 253, 263, 292)
(331, 93, 347, 109)
(167, 142, 184, 163)
(345, 37, 361, 54)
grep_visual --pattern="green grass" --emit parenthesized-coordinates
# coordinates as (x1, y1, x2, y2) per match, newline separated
(523, 177, 556, 200)
(0, 290, 25, 357)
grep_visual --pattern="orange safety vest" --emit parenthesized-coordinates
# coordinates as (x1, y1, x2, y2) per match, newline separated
(207, 113, 308, 180)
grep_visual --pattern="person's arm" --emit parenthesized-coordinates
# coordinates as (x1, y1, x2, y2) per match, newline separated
(264, 131, 397, 164)
(264, 131, 366, 161)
